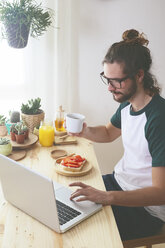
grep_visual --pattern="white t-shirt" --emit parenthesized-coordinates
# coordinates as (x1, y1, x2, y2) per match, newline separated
(111, 94, 165, 222)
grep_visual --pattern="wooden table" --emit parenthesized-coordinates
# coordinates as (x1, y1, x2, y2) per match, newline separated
(0, 137, 123, 248)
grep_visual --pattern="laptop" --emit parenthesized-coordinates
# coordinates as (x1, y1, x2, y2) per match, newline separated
(0, 154, 102, 233)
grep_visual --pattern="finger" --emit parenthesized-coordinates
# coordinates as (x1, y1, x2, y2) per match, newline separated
(82, 122, 87, 128)
(75, 196, 88, 202)
(70, 191, 82, 200)
(70, 187, 87, 200)
(69, 182, 88, 188)
(68, 132, 80, 137)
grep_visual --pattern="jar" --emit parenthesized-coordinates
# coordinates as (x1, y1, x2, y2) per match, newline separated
(55, 106, 66, 132)
(39, 120, 55, 147)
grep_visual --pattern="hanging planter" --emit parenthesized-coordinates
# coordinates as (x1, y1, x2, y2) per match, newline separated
(0, 0, 53, 49)
(4, 20, 31, 48)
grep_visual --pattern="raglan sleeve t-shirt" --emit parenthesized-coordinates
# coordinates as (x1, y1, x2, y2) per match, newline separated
(110, 94, 165, 222)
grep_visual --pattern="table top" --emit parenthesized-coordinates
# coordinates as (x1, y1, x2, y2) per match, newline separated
(0, 137, 123, 248)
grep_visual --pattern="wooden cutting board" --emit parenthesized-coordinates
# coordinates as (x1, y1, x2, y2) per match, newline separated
(54, 136, 77, 145)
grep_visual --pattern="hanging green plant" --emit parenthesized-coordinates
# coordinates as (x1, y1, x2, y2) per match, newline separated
(0, 0, 53, 48)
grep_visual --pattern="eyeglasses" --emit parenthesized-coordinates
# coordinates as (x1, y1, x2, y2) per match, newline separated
(100, 71, 131, 89)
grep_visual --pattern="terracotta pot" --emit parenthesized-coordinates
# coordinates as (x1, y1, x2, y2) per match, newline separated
(10, 132, 16, 141)
(24, 129, 29, 139)
(15, 134, 25, 144)
(0, 125, 8, 136)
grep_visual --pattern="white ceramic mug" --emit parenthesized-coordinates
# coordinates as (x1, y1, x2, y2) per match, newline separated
(66, 113, 85, 133)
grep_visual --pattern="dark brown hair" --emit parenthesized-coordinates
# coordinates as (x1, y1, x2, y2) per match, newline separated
(103, 29, 160, 95)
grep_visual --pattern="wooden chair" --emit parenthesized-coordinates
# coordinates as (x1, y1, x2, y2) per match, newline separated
(122, 224, 165, 248)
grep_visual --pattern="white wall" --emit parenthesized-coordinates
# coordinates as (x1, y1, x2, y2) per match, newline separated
(71, 0, 165, 174)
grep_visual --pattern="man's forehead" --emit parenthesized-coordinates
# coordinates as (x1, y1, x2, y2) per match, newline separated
(103, 62, 126, 77)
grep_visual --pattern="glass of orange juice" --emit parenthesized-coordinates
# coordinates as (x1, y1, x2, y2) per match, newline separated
(39, 120, 55, 147)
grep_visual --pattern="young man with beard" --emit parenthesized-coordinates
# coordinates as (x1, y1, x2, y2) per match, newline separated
(69, 29, 165, 241)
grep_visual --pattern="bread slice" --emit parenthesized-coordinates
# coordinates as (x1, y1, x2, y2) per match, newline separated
(60, 159, 86, 172)
(60, 160, 86, 172)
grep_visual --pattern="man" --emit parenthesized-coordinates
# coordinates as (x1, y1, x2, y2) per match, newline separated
(69, 29, 165, 240)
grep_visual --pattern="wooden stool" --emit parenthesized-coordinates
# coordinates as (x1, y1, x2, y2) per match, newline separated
(122, 224, 165, 248)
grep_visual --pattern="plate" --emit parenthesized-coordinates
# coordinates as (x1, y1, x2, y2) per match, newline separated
(54, 136, 77, 145)
(10, 133, 38, 149)
(54, 160, 92, 177)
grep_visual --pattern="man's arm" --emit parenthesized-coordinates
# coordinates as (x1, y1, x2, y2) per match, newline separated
(70, 122, 121, 143)
(70, 167, 165, 206)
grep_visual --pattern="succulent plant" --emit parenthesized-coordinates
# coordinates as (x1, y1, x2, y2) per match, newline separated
(15, 122, 24, 135)
(10, 123, 17, 133)
(21, 97, 42, 115)
(22, 124, 28, 131)
(9, 111, 20, 123)
(0, 115, 6, 126)
(0, 137, 11, 145)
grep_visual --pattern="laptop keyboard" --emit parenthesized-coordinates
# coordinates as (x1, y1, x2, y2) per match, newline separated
(56, 200, 81, 225)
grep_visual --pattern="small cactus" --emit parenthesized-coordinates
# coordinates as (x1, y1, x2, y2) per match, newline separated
(15, 122, 24, 135)
(10, 123, 17, 133)
(10, 111, 20, 123)
(0, 137, 10, 145)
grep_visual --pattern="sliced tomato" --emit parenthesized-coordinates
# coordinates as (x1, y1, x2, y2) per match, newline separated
(61, 155, 86, 168)
(63, 156, 84, 163)
(62, 163, 81, 168)
(74, 155, 82, 160)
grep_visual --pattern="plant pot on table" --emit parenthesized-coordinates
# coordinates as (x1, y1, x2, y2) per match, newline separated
(15, 133, 25, 144)
(24, 129, 29, 139)
(21, 110, 45, 133)
(0, 125, 7, 136)
(10, 131, 16, 141)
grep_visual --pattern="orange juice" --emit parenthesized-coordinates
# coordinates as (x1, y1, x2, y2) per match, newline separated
(39, 121, 55, 147)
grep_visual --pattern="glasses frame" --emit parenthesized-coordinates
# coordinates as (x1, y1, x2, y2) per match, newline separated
(100, 71, 131, 89)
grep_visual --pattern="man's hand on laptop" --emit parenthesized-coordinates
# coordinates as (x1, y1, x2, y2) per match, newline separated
(69, 182, 110, 205)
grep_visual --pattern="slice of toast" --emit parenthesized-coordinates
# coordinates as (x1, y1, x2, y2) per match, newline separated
(60, 159, 86, 172)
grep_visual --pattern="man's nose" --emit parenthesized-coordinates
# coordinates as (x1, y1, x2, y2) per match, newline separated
(108, 83, 116, 91)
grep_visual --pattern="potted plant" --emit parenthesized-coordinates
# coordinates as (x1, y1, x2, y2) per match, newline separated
(21, 97, 44, 132)
(0, 0, 53, 48)
(0, 137, 12, 156)
(22, 123, 29, 139)
(10, 123, 17, 141)
(0, 115, 7, 136)
(6, 110, 20, 134)
(15, 122, 25, 144)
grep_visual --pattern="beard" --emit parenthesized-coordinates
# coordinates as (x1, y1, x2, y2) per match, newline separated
(111, 79, 137, 103)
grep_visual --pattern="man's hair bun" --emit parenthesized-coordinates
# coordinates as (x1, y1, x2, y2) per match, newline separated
(122, 29, 149, 46)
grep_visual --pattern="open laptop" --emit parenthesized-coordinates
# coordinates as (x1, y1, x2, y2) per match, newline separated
(0, 154, 102, 233)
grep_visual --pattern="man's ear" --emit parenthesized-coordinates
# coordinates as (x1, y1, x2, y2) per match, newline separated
(136, 69, 144, 83)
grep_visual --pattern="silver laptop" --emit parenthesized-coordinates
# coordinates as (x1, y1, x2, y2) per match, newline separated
(0, 154, 102, 233)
